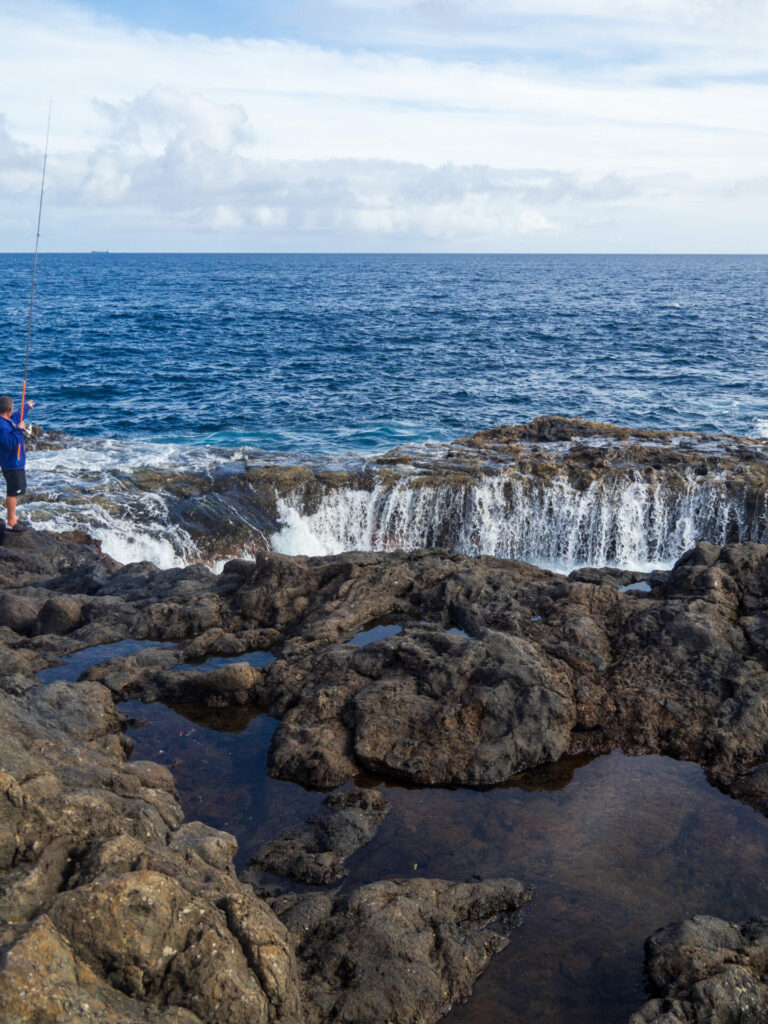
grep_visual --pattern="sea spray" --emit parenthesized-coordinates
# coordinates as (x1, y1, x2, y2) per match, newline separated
(24, 436, 239, 568)
(30, 490, 199, 569)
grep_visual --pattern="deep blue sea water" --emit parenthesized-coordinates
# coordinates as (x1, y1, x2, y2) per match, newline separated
(1, 253, 766, 453)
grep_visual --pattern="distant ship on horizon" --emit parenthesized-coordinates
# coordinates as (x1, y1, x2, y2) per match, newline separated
(90, 249, 110, 254)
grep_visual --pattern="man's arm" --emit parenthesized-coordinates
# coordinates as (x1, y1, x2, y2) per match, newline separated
(11, 401, 34, 429)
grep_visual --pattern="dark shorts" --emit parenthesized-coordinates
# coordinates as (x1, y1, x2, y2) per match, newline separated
(3, 469, 27, 498)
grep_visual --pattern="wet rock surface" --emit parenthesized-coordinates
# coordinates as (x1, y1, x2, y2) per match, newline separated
(629, 915, 768, 1024)
(0, 667, 302, 1024)
(0, 528, 540, 1024)
(269, 877, 533, 1024)
(7, 526, 768, 799)
(30, 417, 768, 567)
(149, 416, 768, 563)
(247, 787, 390, 885)
(2, 524, 768, 1022)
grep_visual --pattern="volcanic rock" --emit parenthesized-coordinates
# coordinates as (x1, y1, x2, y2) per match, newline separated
(79, 645, 182, 699)
(629, 915, 768, 1024)
(183, 417, 768, 563)
(155, 661, 265, 707)
(0, 530, 541, 1024)
(270, 876, 533, 1024)
(0, 669, 302, 1024)
(6, 523, 768, 1023)
(248, 787, 390, 885)
(728, 764, 768, 816)
(35, 594, 83, 635)
(9, 525, 768, 797)
(0, 594, 38, 636)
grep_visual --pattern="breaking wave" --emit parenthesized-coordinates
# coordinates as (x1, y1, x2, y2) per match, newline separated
(24, 438, 234, 569)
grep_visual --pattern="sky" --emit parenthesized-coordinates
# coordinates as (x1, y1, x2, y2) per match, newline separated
(1, 0, 767, 252)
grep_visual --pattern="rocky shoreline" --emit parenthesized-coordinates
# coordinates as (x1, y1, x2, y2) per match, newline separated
(26, 417, 768, 568)
(2, 525, 768, 1022)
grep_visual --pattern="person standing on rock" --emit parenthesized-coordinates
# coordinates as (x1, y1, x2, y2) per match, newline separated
(0, 394, 34, 532)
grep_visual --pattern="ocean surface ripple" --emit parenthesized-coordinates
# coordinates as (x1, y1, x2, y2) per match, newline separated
(1, 253, 767, 451)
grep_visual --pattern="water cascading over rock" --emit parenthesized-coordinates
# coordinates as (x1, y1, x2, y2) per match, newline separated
(24, 417, 768, 572)
(271, 470, 766, 571)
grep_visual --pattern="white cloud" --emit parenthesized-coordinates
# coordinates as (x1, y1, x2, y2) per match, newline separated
(520, 210, 557, 233)
(208, 204, 246, 230)
(0, 0, 767, 251)
(331, 0, 758, 19)
(96, 88, 250, 154)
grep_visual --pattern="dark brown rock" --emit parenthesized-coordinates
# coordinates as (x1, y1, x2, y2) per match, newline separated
(0, 915, 202, 1023)
(155, 661, 264, 706)
(0, 531, 541, 1024)
(0, 594, 38, 636)
(629, 915, 768, 1024)
(47, 870, 299, 1024)
(35, 594, 83, 636)
(8, 523, 768, 1024)
(248, 787, 390, 885)
(270, 877, 533, 1024)
(81, 646, 181, 699)
(0, 670, 303, 1024)
(729, 763, 768, 815)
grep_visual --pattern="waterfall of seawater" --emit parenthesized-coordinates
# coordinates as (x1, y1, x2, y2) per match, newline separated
(270, 473, 768, 573)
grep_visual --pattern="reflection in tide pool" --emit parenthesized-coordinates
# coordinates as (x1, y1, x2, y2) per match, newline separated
(36, 640, 175, 684)
(123, 701, 768, 1024)
(121, 700, 326, 860)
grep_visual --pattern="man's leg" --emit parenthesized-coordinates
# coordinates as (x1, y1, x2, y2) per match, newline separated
(6, 495, 17, 528)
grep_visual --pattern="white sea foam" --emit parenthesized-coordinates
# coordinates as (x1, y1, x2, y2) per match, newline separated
(19, 436, 768, 575)
(25, 494, 198, 570)
(27, 436, 244, 479)
(271, 472, 764, 573)
(24, 439, 212, 568)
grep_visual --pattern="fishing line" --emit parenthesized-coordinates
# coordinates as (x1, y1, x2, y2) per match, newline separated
(19, 102, 52, 452)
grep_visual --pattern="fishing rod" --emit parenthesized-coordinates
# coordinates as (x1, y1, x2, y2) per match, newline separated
(19, 103, 52, 452)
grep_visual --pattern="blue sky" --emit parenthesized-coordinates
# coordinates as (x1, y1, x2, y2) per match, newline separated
(78, 1, 300, 43)
(67, 0, 667, 65)
(1, 0, 767, 251)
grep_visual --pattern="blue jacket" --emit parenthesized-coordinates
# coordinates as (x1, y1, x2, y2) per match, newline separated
(0, 404, 32, 471)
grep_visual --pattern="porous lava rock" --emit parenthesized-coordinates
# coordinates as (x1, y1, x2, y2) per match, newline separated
(270, 877, 533, 1024)
(629, 915, 768, 1024)
(0, 593, 37, 636)
(35, 594, 83, 635)
(0, 529, 538, 1024)
(0, 671, 302, 1024)
(5, 523, 768, 1024)
(8, 526, 768, 802)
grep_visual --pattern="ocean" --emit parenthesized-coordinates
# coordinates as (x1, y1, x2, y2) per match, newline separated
(1, 252, 766, 568)
(7, 266, 768, 1024)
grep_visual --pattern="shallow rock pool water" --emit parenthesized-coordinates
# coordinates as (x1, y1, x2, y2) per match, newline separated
(121, 697, 768, 1024)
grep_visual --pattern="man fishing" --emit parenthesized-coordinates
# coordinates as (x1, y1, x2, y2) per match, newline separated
(6, 107, 51, 540)
(0, 395, 34, 531)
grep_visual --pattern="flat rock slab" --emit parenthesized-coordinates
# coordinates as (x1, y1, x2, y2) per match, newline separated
(247, 788, 390, 885)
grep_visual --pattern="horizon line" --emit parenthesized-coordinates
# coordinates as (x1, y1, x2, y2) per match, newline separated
(1, 251, 767, 257)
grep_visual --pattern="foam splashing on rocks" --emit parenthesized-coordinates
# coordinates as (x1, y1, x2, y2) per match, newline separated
(272, 472, 767, 572)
